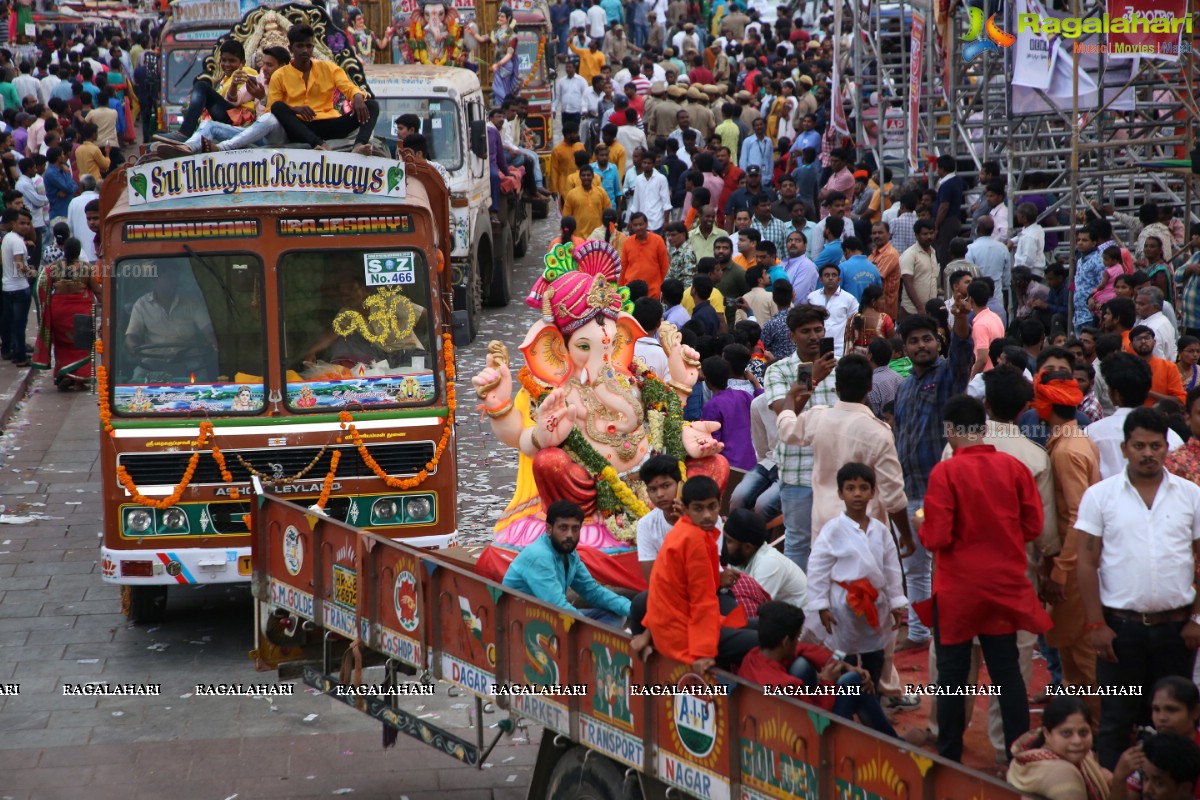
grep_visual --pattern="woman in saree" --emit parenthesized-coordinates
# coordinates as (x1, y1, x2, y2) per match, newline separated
(476, 7, 520, 106)
(33, 235, 98, 391)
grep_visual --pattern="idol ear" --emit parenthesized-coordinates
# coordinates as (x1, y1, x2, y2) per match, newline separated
(612, 313, 647, 375)
(519, 322, 572, 386)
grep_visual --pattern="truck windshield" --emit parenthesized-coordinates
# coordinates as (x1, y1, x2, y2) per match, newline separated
(516, 31, 546, 88)
(279, 249, 438, 411)
(165, 49, 208, 104)
(374, 97, 462, 171)
(111, 254, 267, 415)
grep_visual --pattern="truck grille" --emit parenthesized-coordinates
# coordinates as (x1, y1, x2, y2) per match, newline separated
(118, 442, 436, 486)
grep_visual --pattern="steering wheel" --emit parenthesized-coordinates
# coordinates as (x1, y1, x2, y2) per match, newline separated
(131, 343, 215, 361)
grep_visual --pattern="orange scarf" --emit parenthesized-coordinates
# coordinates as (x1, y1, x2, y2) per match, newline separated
(1032, 371, 1084, 422)
(836, 579, 880, 628)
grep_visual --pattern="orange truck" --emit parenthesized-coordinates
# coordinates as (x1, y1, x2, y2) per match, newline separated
(251, 489, 1026, 800)
(96, 148, 459, 623)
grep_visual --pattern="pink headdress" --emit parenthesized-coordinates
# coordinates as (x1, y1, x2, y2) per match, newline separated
(524, 241, 630, 334)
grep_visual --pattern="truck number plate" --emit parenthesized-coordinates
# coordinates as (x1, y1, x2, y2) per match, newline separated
(334, 565, 357, 609)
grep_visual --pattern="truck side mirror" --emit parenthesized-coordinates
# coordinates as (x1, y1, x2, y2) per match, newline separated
(73, 314, 94, 351)
(470, 119, 489, 160)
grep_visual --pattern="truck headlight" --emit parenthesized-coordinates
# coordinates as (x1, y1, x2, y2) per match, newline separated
(127, 509, 153, 533)
(161, 508, 187, 530)
(372, 498, 399, 523)
(404, 497, 433, 523)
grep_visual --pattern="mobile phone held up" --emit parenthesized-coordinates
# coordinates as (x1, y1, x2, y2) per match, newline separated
(819, 337, 835, 357)
(796, 362, 813, 391)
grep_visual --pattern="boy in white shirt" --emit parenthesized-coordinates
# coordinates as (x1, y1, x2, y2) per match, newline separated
(806, 461, 907, 684)
(635, 455, 722, 580)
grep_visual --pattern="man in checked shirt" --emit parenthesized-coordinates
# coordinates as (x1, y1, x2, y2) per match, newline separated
(892, 300, 974, 650)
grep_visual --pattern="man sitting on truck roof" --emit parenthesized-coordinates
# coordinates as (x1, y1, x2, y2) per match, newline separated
(155, 46, 291, 157)
(267, 24, 380, 156)
(153, 41, 258, 147)
(502, 500, 631, 627)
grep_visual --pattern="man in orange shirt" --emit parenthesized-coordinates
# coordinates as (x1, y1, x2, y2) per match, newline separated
(1130, 325, 1186, 404)
(268, 24, 379, 154)
(869, 221, 901, 320)
(630, 476, 756, 672)
(620, 212, 669, 298)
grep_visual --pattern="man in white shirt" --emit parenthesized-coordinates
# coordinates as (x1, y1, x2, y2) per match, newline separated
(568, 0, 588, 33)
(553, 58, 589, 131)
(966, 215, 1011, 320)
(723, 508, 808, 607)
(12, 61, 42, 104)
(615, 108, 648, 157)
(500, 101, 546, 191)
(1010, 202, 1046, 277)
(67, 177, 100, 262)
(0, 208, 34, 365)
(806, 263, 858, 358)
(627, 149, 671, 232)
(671, 23, 701, 56)
(1135, 285, 1177, 363)
(1086, 352, 1184, 479)
(586, 0, 607, 42)
(631, 296, 670, 378)
(1074, 405, 1200, 769)
(636, 455, 723, 578)
(979, 179, 1009, 241)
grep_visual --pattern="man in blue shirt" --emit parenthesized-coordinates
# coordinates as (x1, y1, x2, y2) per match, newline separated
(43, 146, 77, 222)
(550, 0, 572, 55)
(813, 216, 845, 270)
(739, 117, 775, 181)
(839, 237, 881, 303)
(1073, 222, 1105, 333)
(933, 154, 966, 266)
(893, 304, 973, 648)
(502, 501, 631, 626)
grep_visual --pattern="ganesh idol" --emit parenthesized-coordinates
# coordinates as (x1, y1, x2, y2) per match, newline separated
(471, 241, 728, 588)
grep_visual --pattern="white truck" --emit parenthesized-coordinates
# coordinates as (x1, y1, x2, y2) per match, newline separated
(365, 65, 529, 342)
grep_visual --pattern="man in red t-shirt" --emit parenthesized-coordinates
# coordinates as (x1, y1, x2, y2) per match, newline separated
(737, 601, 897, 735)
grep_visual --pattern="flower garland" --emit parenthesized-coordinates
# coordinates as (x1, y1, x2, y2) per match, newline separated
(101, 333, 454, 511)
(116, 422, 214, 510)
(338, 332, 456, 489)
(316, 451, 341, 510)
(96, 339, 114, 438)
(514, 363, 692, 538)
(519, 36, 544, 91)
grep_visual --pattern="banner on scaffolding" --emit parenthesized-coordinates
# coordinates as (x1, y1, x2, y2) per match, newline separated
(909, 10, 924, 172)
(1012, 0, 1055, 89)
(1105, 0, 1190, 61)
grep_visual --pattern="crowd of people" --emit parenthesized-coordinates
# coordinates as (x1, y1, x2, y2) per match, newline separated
(496, 1, 1200, 796)
(0, 22, 139, 388)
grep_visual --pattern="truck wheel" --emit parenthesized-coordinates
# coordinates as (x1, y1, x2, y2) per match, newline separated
(532, 196, 550, 220)
(513, 201, 531, 258)
(465, 245, 484, 343)
(546, 747, 639, 800)
(121, 586, 168, 624)
(486, 224, 513, 308)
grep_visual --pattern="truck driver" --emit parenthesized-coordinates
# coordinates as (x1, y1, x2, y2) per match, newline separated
(123, 271, 219, 383)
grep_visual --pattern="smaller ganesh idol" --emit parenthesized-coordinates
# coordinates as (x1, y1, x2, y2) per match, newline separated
(399, 0, 465, 66)
(471, 240, 728, 590)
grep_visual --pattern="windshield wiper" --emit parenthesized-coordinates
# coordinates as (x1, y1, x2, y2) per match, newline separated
(183, 245, 239, 318)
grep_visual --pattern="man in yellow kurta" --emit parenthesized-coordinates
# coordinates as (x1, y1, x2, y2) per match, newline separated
(569, 38, 607, 83)
(562, 166, 611, 238)
(268, 23, 380, 155)
(548, 126, 585, 206)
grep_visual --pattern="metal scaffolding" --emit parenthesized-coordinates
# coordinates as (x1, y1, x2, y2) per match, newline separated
(852, 0, 1200, 252)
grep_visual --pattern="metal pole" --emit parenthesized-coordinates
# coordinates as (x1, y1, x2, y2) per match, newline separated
(1068, 0, 1080, 334)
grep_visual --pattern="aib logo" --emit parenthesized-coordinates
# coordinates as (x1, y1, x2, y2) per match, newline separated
(963, 6, 1016, 61)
